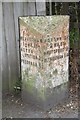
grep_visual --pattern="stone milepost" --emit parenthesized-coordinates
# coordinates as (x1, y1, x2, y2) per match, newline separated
(19, 16, 69, 109)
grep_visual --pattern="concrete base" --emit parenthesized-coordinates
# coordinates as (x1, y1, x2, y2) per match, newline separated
(22, 82, 69, 110)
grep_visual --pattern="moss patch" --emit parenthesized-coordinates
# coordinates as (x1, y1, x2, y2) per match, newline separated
(38, 86, 46, 101)
(23, 74, 36, 94)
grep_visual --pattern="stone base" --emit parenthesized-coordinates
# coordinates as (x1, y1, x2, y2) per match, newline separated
(22, 82, 69, 110)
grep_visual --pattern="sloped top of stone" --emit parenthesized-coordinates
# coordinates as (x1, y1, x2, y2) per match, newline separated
(19, 16, 69, 35)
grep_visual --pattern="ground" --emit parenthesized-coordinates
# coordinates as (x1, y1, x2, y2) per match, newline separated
(2, 49, 79, 119)
(2, 83, 78, 119)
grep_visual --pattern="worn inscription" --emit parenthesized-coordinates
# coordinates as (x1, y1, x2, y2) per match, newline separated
(19, 16, 69, 94)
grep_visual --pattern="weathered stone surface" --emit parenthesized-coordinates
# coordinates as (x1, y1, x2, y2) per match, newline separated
(22, 82, 69, 110)
(19, 16, 69, 109)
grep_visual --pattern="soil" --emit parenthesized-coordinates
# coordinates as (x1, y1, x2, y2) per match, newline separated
(2, 90, 78, 119)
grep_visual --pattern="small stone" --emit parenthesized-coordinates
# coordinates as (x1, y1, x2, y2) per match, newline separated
(71, 106, 73, 109)
(69, 103, 72, 106)
(66, 104, 69, 107)
(21, 104, 23, 106)
(70, 88, 73, 92)
(61, 109, 64, 112)
(57, 110, 60, 113)
(16, 100, 18, 103)
(48, 111, 51, 114)
(17, 87, 21, 90)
